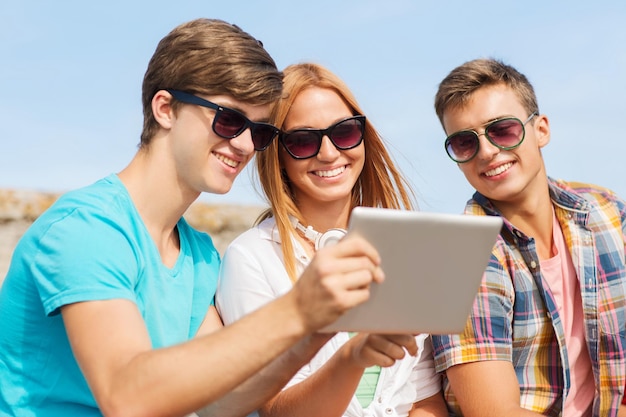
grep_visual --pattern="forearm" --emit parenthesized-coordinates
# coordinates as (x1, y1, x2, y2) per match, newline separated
(197, 333, 331, 417)
(446, 361, 544, 417)
(260, 341, 364, 417)
(101, 293, 309, 417)
(408, 392, 448, 417)
(463, 404, 543, 417)
(65, 233, 384, 417)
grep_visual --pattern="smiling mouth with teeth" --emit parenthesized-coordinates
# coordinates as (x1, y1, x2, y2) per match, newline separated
(313, 166, 346, 178)
(215, 153, 239, 168)
(484, 162, 513, 177)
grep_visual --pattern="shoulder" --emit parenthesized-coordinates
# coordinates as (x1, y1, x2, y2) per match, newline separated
(59, 174, 130, 208)
(550, 178, 623, 206)
(20, 177, 135, 248)
(34, 175, 134, 229)
(550, 178, 626, 222)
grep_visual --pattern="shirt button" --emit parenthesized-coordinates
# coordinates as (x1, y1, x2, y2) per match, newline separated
(385, 408, 393, 415)
(530, 260, 537, 269)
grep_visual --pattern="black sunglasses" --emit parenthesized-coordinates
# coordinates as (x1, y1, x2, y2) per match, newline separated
(166, 89, 279, 151)
(444, 112, 537, 163)
(279, 115, 366, 159)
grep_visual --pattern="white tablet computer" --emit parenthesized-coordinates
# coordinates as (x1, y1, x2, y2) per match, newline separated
(320, 206, 503, 335)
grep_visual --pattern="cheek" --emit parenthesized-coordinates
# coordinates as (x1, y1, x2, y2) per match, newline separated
(457, 163, 478, 182)
(280, 153, 306, 183)
(349, 145, 366, 171)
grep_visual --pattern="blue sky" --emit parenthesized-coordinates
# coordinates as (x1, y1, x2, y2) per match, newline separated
(1, 1, 625, 213)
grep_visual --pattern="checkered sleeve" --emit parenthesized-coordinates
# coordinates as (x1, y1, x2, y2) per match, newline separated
(432, 244, 514, 372)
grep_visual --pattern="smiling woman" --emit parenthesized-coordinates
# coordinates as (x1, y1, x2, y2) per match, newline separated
(216, 62, 448, 417)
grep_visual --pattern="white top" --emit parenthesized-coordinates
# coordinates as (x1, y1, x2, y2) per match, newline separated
(216, 217, 442, 417)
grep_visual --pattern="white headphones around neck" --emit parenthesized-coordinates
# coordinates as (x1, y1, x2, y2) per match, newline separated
(291, 217, 347, 250)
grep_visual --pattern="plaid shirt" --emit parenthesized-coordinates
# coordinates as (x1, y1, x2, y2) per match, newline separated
(432, 178, 626, 416)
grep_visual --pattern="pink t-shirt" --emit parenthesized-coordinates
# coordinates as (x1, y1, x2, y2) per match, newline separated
(540, 213, 595, 416)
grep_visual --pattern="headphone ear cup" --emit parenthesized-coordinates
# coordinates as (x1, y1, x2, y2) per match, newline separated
(316, 228, 347, 250)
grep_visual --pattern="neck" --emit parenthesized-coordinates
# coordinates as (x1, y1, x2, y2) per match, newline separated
(118, 149, 197, 241)
(295, 196, 352, 232)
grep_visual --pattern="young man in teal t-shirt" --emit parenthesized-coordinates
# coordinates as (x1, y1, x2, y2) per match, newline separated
(0, 18, 404, 417)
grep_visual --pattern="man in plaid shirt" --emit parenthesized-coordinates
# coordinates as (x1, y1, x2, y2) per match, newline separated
(431, 58, 626, 416)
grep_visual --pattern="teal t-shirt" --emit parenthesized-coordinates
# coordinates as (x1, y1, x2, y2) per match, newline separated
(0, 174, 219, 416)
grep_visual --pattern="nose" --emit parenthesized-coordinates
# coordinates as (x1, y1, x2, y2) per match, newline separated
(229, 128, 255, 156)
(475, 132, 500, 161)
(316, 135, 340, 161)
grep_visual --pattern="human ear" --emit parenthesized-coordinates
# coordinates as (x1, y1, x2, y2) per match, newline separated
(534, 114, 551, 148)
(152, 90, 175, 130)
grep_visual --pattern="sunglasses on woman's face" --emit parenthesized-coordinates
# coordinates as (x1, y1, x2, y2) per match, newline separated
(279, 115, 366, 159)
(166, 89, 279, 151)
(444, 112, 538, 163)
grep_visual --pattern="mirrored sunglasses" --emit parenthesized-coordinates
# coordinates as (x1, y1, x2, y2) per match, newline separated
(279, 115, 366, 159)
(444, 112, 538, 163)
(167, 89, 279, 151)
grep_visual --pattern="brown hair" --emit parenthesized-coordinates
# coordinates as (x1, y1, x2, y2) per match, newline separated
(434, 58, 539, 126)
(256, 63, 416, 282)
(140, 18, 282, 146)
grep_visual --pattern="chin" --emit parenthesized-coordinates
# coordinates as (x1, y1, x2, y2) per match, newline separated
(205, 182, 234, 195)
(214, 187, 232, 195)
